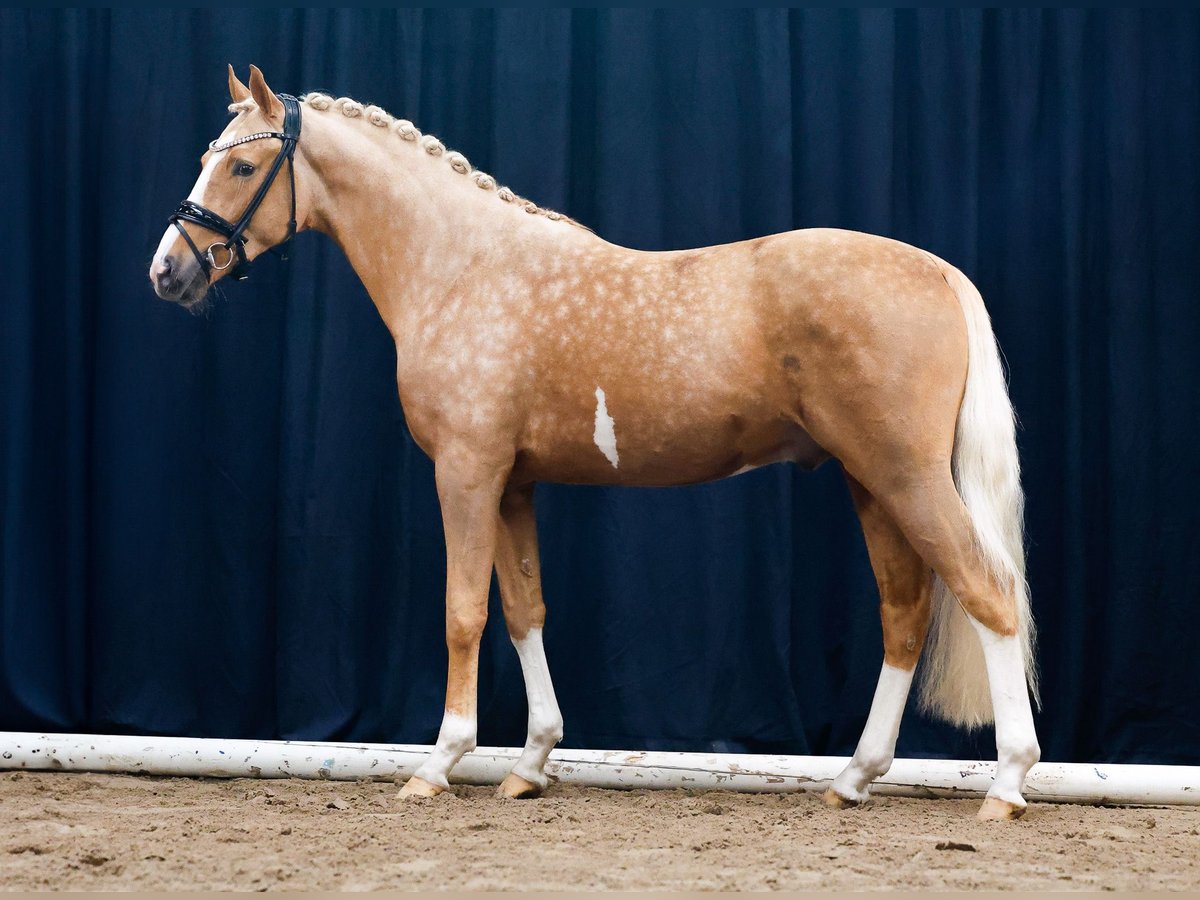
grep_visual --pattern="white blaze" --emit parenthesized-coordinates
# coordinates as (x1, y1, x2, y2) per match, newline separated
(593, 387, 619, 469)
(152, 131, 231, 268)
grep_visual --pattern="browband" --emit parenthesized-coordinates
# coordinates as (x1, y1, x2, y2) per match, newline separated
(209, 130, 289, 153)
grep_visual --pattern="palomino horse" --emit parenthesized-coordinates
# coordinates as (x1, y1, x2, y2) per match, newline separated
(151, 66, 1040, 820)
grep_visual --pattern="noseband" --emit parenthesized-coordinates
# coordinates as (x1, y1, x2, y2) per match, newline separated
(168, 93, 301, 282)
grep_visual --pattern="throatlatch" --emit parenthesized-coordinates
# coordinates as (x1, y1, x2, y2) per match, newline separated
(168, 92, 301, 281)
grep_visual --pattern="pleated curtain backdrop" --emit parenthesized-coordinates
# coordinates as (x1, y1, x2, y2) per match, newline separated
(1, 10, 1198, 764)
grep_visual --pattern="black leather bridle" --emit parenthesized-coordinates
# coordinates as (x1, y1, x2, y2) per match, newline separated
(168, 93, 301, 282)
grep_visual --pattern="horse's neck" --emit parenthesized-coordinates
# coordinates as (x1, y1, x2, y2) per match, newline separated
(299, 113, 579, 337)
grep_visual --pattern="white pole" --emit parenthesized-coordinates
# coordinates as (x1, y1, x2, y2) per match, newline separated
(2, 732, 1196, 806)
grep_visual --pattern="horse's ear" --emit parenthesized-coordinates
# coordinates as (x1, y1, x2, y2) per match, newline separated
(247, 64, 284, 123)
(227, 64, 251, 104)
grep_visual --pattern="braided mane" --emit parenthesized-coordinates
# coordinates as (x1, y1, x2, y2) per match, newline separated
(229, 93, 584, 229)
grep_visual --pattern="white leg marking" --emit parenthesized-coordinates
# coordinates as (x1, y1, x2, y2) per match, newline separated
(510, 627, 564, 786)
(412, 711, 476, 788)
(831, 663, 914, 802)
(592, 387, 619, 469)
(970, 617, 1040, 807)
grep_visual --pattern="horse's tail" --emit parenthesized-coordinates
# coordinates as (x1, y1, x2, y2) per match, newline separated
(917, 262, 1039, 729)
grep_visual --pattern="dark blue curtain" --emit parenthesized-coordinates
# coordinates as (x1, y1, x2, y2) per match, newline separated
(2, 10, 1198, 765)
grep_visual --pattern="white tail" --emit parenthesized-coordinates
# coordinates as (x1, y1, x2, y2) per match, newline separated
(917, 263, 1039, 729)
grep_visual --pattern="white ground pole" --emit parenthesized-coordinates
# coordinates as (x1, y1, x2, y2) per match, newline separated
(2, 732, 1197, 807)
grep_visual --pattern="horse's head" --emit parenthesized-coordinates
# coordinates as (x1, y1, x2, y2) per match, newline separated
(150, 65, 301, 311)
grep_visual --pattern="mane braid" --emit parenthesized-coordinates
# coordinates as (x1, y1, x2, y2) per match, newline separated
(228, 92, 583, 229)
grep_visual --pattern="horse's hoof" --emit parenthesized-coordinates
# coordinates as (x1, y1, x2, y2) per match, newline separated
(978, 796, 1026, 821)
(495, 772, 544, 799)
(823, 787, 862, 809)
(398, 776, 445, 799)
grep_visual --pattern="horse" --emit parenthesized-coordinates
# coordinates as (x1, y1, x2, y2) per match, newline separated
(150, 65, 1040, 820)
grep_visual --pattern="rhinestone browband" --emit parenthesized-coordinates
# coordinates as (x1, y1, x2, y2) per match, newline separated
(208, 131, 288, 153)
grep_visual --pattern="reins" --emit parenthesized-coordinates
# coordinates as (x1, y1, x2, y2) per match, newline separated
(168, 93, 301, 281)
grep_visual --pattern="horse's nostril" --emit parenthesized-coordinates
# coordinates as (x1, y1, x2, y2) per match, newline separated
(155, 257, 178, 292)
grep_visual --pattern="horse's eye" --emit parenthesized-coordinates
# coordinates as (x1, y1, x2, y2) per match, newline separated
(233, 161, 256, 177)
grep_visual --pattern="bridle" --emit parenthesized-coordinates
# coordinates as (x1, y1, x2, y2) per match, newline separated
(168, 93, 301, 282)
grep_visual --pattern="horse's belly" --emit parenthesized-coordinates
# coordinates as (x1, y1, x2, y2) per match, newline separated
(515, 396, 827, 488)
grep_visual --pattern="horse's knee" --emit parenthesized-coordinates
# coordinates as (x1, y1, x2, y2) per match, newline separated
(447, 607, 488, 649)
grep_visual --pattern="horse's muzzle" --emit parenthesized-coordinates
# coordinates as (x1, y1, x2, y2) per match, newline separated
(150, 253, 209, 309)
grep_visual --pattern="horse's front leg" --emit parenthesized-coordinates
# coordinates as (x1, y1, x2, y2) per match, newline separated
(399, 444, 510, 798)
(493, 483, 564, 798)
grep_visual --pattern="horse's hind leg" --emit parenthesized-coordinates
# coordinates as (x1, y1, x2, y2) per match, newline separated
(493, 483, 564, 798)
(868, 470, 1040, 820)
(825, 475, 933, 807)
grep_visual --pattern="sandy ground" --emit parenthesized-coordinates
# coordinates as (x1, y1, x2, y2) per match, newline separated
(0, 772, 1197, 891)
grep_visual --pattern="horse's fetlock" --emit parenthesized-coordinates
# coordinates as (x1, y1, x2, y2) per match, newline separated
(856, 752, 894, 779)
(531, 718, 564, 747)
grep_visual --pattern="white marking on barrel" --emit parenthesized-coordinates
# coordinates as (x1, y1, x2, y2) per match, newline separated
(593, 387, 619, 468)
